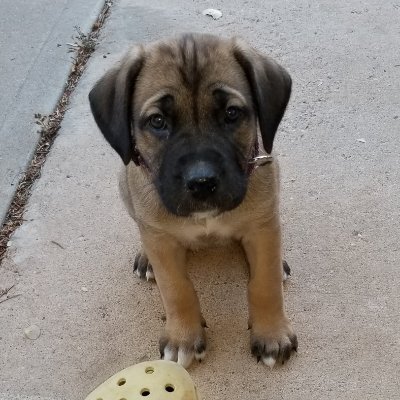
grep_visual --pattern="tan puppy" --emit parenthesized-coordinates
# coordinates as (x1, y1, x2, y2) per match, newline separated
(89, 33, 297, 368)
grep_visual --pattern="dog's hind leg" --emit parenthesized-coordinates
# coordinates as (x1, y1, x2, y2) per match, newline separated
(133, 249, 154, 281)
(282, 260, 291, 281)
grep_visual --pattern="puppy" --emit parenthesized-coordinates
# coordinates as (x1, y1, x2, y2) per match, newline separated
(89, 33, 297, 368)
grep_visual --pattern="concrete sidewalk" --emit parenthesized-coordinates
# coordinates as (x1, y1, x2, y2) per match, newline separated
(0, 0, 105, 221)
(1, 0, 400, 399)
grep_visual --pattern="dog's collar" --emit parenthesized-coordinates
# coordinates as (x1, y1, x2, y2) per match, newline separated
(132, 140, 273, 173)
(246, 137, 273, 175)
(132, 146, 148, 169)
(247, 154, 274, 171)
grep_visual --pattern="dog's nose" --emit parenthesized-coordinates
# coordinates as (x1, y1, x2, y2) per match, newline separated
(187, 176, 218, 198)
(185, 162, 218, 200)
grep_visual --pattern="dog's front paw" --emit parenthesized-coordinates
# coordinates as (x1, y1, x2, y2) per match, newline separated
(159, 321, 207, 368)
(133, 251, 154, 281)
(250, 318, 297, 368)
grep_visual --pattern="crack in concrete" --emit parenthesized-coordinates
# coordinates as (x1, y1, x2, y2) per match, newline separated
(0, 0, 113, 264)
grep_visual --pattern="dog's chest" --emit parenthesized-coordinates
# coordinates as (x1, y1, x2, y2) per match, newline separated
(176, 216, 234, 246)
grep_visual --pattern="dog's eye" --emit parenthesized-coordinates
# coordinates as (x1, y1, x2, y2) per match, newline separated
(149, 114, 167, 131)
(225, 106, 241, 123)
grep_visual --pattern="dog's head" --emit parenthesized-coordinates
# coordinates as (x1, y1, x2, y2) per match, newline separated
(89, 34, 291, 217)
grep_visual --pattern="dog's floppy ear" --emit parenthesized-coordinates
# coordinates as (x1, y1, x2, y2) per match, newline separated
(233, 40, 292, 154)
(89, 47, 144, 165)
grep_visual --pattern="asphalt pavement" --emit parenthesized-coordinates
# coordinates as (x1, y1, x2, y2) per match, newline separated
(1, 0, 400, 399)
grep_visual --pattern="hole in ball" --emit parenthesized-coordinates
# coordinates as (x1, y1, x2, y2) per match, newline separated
(117, 378, 126, 386)
(141, 389, 150, 396)
(165, 384, 175, 393)
(145, 366, 154, 374)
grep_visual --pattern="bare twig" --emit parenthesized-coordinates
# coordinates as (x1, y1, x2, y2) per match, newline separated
(67, 26, 97, 54)
(50, 240, 65, 250)
(0, 294, 21, 305)
(0, 284, 15, 298)
(0, 284, 21, 304)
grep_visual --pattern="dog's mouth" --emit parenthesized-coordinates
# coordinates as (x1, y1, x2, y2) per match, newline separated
(191, 210, 220, 219)
(155, 147, 248, 217)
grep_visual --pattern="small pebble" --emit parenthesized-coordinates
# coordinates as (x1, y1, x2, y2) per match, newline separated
(24, 325, 41, 340)
(81, 286, 88, 292)
(202, 8, 223, 20)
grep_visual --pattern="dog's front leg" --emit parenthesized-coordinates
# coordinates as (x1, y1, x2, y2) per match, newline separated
(140, 229, 206, 368)
(242, 216, 297, 367)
